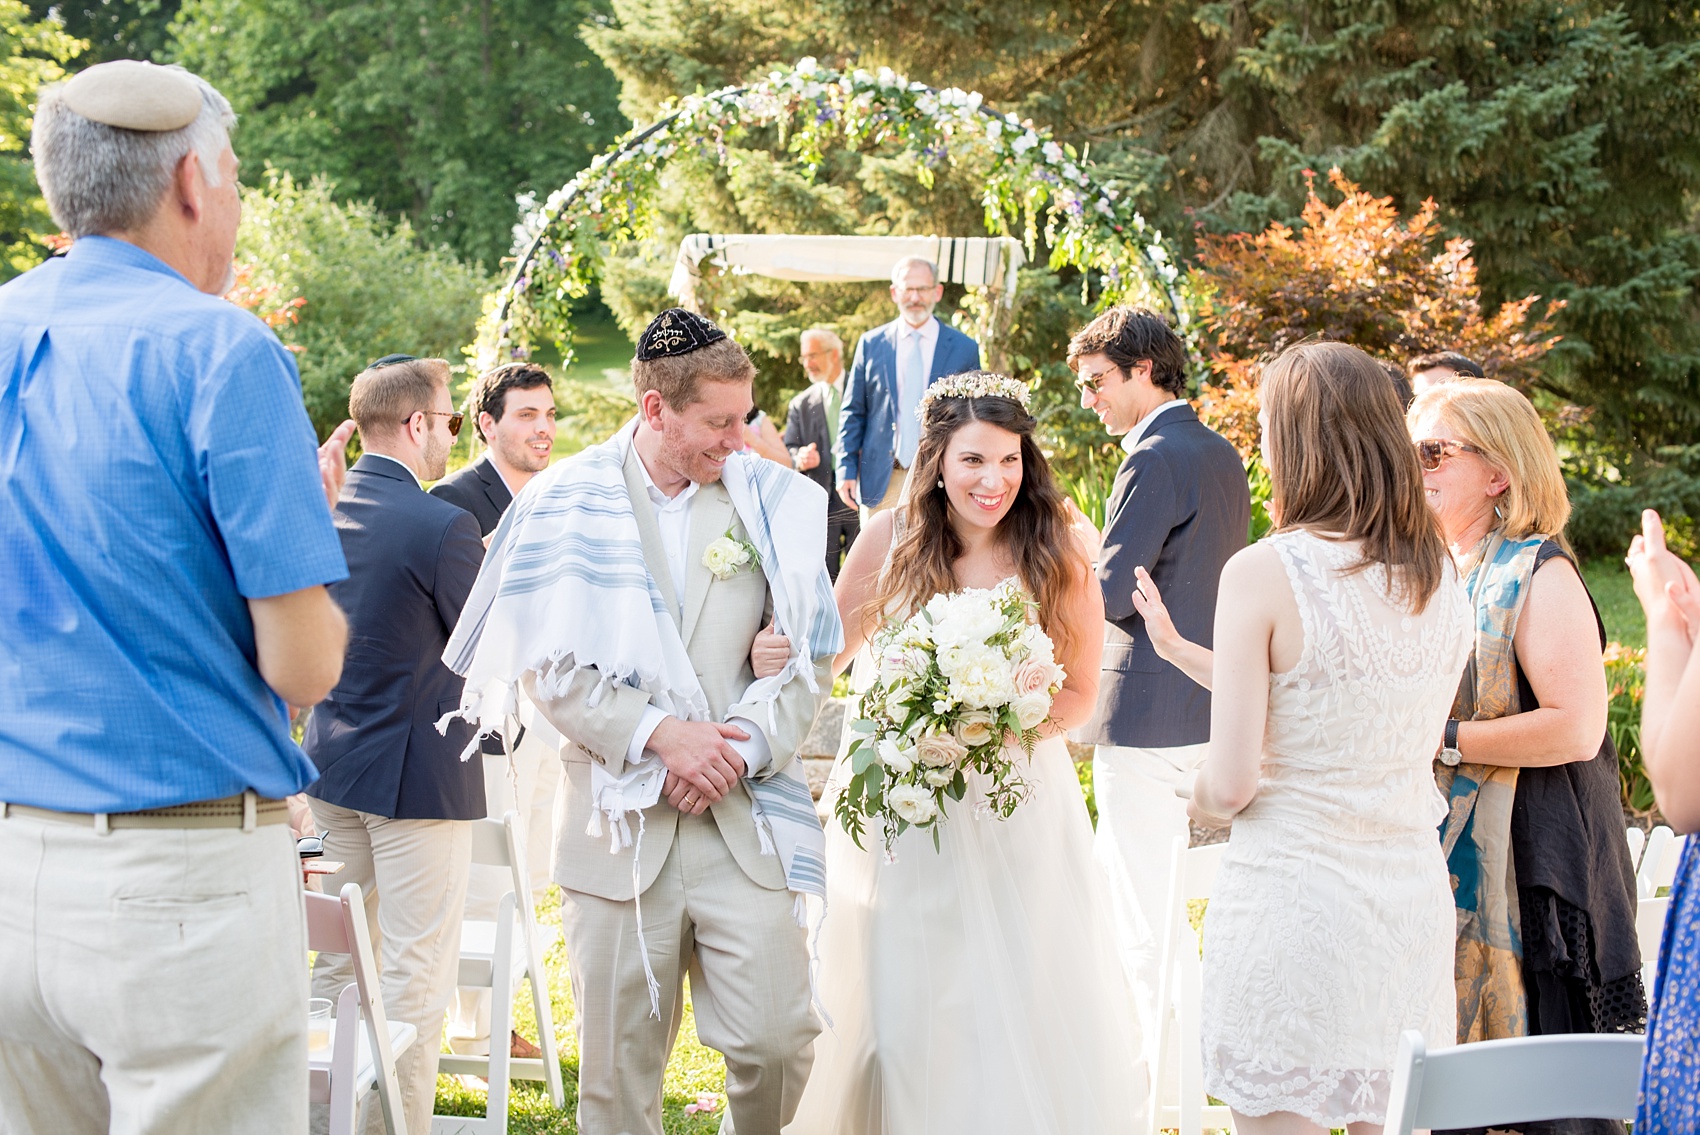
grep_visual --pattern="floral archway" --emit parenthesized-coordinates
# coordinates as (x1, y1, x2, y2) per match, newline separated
(471, 58, 1186, 371)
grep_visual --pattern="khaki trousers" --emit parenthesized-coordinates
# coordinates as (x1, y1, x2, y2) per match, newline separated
(309, 800, 471, 1135)
(0, 808, 306, 1135)
(861, 462, 909, 523)
(560, 809, 815, 1135)
(448, 721, 563, 1055)
(1091, 741, 1210, 1066)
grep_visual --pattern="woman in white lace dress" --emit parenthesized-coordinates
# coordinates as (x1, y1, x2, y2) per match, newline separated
(783, 372, 1146, 1135)
(1138, 342, 1472, 1134)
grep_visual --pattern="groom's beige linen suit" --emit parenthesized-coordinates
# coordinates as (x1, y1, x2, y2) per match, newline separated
(527, 443, 831, 1135)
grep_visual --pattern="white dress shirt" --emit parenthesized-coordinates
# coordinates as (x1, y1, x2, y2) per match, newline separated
(625, 454, 772, 775)
(1121, 398, 1190, 454)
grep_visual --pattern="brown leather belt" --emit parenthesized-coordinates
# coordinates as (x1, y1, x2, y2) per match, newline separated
(0, 791, 291, 831)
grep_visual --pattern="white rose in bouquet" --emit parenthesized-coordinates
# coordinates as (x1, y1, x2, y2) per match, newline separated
(877, 735, 916, 774)
(923, 768, 954, 788)
(953, 709, 997, 747)
(887, 783, 938, 824)
(1011, 691, 1052, 730)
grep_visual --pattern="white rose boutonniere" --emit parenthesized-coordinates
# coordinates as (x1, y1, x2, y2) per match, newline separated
(702, 529, 761, 580)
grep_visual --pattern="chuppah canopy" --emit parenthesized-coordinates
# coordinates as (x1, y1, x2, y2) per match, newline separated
(667, 233, 1025, 310)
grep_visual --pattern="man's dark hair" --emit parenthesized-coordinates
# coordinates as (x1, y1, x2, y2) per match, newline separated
(1378, 358, 1415, 406)
(1066, 307, 1190, 398)
(1405, 351, 1484, 379)
(469, 362, 553, 427)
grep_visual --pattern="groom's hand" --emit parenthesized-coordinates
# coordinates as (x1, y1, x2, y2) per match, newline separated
(649, 718, 750, 809)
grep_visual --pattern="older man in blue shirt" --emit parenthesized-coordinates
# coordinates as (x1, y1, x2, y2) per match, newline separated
(0, 62, 351, 1134)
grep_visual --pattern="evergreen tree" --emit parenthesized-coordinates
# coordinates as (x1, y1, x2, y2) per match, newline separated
(26, 0, 174, 65)
(581, 0, 1700, 446)
(172, 0, 629, 270)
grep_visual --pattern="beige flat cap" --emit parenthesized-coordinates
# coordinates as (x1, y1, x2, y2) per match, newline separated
(60, 60, 202, 132)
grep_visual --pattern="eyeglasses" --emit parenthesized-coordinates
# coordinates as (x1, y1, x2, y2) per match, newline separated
(1073, 366, 1122, 398)
(409, 410, 464, 437)
(1414, 438, 1485, 471)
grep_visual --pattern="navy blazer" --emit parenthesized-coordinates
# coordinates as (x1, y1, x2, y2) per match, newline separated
(837, 317, 981, 506)
(1083, 404, 1250, 749)
(306, 455, 487, 820)
(428, 453, 512, 537)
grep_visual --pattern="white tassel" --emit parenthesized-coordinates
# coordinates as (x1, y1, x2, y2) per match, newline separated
(628, 810, 663, 1020)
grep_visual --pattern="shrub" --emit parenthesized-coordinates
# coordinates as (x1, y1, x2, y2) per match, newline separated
(1189, 170, 1563, 457)
(235, 171, 491, 437)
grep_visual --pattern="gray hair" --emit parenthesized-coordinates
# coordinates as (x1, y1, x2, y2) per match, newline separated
(801, 326, 843, 355)
(890, 256, 939, 287)
(33, 68, 236, 239)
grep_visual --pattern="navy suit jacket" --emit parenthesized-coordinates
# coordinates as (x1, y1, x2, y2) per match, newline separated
(837, 316, 981, 506)
(306, 455, 487, 819)
(1083, 404, 1250, 748)
(428, 453, 512, 537)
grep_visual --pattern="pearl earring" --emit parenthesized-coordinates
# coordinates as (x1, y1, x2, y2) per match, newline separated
(937, 479, 945, 489)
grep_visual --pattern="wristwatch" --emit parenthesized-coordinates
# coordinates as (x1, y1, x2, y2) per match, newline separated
(1439, 718, 1463, 767)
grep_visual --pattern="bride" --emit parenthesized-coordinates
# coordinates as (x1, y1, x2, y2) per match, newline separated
(782, 371, 1148, 1134)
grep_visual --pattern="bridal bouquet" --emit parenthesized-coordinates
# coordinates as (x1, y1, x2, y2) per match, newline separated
(837, 580, 1066, 854)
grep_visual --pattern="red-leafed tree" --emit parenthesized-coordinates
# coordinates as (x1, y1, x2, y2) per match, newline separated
(1190, 169, 1563, 457)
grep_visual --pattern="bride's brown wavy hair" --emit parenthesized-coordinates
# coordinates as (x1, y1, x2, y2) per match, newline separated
(1261, 341, 1448, 612)
(865, 374, 1088, 655)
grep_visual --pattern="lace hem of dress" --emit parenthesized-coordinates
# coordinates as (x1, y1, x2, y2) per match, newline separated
(1204, 1048, 1392, 1126)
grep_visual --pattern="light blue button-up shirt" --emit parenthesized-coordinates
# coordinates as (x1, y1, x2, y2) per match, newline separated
(0, 236, 348, 811)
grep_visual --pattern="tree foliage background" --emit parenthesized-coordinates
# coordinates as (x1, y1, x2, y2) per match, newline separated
(4, 0, 1700, 476)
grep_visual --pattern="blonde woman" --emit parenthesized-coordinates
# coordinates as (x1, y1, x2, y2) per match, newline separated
(1409, 379, 1643, 1133)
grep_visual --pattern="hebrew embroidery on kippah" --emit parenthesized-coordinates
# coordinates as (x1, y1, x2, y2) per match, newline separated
(636, 308, 729, 361)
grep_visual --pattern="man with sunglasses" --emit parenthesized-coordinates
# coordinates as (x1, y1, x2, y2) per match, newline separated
(1067, 307, 1249, 1066)
(302, 354, 487, 1135)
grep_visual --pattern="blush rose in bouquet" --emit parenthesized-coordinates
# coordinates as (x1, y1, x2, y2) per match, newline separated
(835, 580, 1066, 855)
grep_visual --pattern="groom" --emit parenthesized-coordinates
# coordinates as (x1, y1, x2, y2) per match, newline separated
(446, 309, 837, 1135)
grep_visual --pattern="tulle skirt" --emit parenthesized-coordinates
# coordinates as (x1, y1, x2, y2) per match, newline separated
(786, 737, 1149, 1134)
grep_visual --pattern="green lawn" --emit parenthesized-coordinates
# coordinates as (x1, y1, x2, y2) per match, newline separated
(1582, 557, 1645, 649)
(433, 891, 726, 1134)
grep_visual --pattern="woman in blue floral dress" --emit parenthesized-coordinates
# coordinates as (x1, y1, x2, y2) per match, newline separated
(1626, 508, 1700, 1134)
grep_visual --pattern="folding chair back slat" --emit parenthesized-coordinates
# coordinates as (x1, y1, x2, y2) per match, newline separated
(1384, 1030, 1644, 1135)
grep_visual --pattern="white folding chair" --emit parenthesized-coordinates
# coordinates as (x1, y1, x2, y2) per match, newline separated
(1638, 894, 1672, 998)
(1383, 1030, 1645, 1135)
(1149, 837, 1233, 1135)
(433, 811, 565, 1134)
(306, 883, 417, 1135)
(1626, 825, 1646, 871)
(1639, 826, 1684, 899)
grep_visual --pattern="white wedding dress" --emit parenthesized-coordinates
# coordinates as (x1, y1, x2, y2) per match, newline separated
(1199, 530, 1472, 1125)
(787, 588, 1148, 1135)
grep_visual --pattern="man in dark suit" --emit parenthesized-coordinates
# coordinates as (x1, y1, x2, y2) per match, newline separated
(305, 354, 486, 1135)
(784, 326, 860, 580)
(429, 361, 562, 1063)
(837, 256, 981, 516)
(430, 361, 557, 535)
(1069, 308, 1250, 1060)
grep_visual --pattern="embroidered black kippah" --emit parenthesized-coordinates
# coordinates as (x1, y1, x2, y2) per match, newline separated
(636, 308, 727, 361)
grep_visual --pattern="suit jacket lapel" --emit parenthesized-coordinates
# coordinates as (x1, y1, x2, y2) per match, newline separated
(681, 482, 733, 645)
(621, 444, 681, 627)
(478, 455, 513, 515)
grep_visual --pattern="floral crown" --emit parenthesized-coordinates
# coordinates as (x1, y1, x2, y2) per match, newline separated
(916, 373, 1032, 420)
